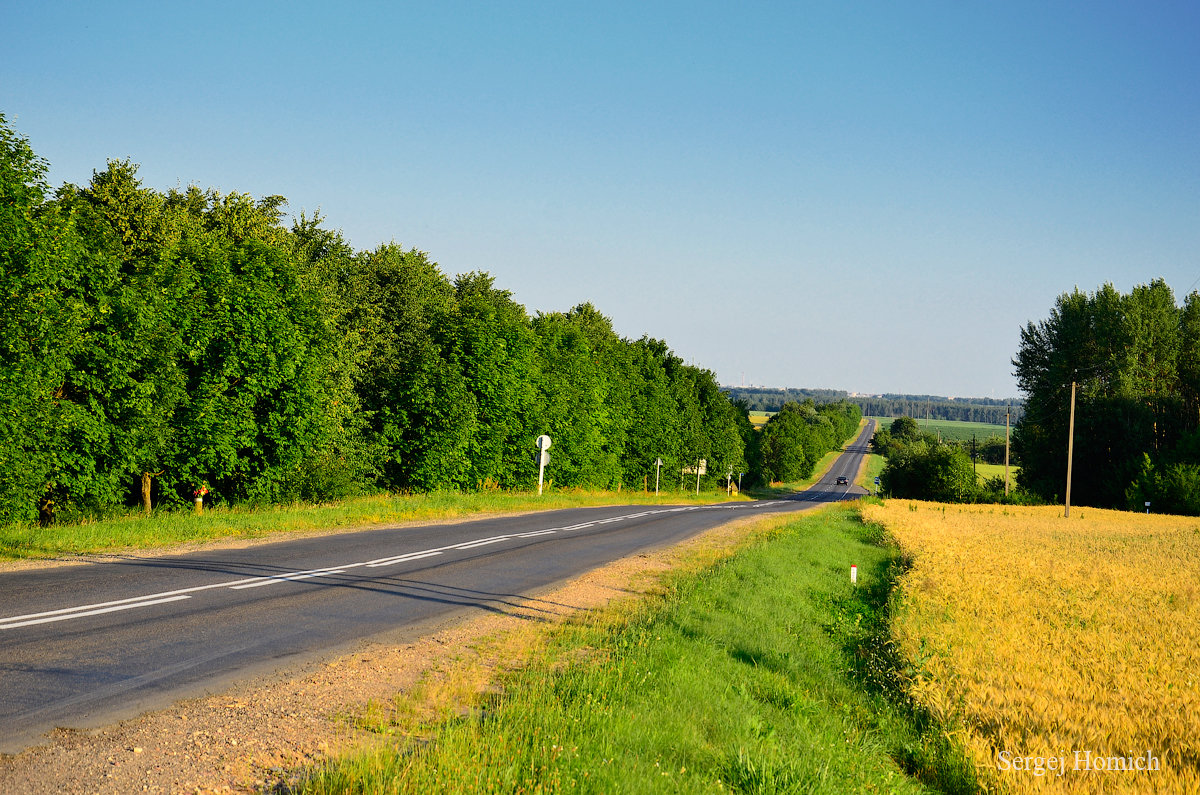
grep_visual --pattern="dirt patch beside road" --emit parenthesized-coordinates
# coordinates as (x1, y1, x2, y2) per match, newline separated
(0, 513, 783, 793)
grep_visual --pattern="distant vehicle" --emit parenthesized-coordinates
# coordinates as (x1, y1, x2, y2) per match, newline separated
(835, 476, 848, 485)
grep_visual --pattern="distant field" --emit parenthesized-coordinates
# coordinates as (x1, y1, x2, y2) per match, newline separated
(973, 461, 1018, 484)
(748, 410, 773, 429)
(867, 416, 1007, 441)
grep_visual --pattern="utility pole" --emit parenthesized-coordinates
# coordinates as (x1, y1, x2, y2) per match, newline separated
(1065, 381, 1076, 518)
(1004, 405, 1011, 496)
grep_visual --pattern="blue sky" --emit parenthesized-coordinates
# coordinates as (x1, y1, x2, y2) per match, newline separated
(6, 2, 1198, 398)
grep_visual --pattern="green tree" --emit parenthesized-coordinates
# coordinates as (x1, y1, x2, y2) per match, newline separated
(1013, 281, 1200, 511)
(446, 271, 538, 488)
(351, 243, 476, 490)
(0, 114, 86, 522)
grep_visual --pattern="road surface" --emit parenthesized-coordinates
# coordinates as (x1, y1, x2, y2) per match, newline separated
(0, 421, 875, 752)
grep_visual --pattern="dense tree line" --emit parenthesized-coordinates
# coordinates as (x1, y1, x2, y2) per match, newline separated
(0, 115, 749, 524)
(752, 400, 862, 484)
(722, 387, 1022, 425)
(1013, 280, 1200, 514)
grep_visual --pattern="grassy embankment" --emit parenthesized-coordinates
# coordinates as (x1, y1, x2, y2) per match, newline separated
(0, 488, 747, 562)
(863, 500, 1200, 793)
(294, 505, 976, 794)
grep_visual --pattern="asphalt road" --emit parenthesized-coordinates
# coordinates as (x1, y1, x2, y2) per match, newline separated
(0, 421, 875, 753)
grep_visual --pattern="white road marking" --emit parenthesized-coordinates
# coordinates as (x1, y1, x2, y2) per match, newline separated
(454, 536, 513, 550)
(229, 569, 347, 590)
(0, 595, 193, 629)
(364, 550, 445, 568)
(0, 502, 800, 630)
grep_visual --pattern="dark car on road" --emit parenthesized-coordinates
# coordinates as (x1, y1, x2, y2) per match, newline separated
(835, 476, 848, 485)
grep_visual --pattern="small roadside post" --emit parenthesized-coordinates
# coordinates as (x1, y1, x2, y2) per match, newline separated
(536, 434, 552, 495)
(874, 475, 880, 496)
(1145, 501, 1151, 514)
(654, 458, 663, 496)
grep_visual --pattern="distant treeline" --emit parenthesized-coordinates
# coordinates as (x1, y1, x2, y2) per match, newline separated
(2, 114, 764, 524)
(722, 387, 1023, 425)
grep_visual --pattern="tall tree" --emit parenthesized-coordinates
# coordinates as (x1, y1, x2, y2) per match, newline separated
(0, 114, 86, 522)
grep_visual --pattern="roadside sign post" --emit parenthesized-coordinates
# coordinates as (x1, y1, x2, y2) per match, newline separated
(654, 458, 663, 496)
(874, 475, 880, 496)
(535, 435, 552, 495)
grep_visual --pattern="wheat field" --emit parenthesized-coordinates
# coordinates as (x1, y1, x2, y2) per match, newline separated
(861, 500, 1200, 793)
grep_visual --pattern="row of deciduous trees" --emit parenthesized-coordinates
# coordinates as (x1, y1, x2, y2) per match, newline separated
(1, 114, 754, 524)
(1013, 280, 1200, 514)
(754, 399, 862, 484)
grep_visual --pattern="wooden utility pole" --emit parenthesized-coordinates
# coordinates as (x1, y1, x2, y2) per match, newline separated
(1065, 381, 1076, 517)
(1004, 405, 1011, 496)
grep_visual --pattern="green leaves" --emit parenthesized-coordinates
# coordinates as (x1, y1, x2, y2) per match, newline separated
(0, 115, 752, 520)
(756, 400, 860, 485)
(1014, 280, 1200, 512)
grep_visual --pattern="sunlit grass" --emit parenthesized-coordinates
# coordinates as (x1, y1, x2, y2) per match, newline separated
(857, 453, 885, 493)
(292, 506, 976, 794)
(0, 487, 748, 561)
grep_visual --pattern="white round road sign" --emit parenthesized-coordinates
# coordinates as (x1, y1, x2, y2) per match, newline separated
(536, 434, 552, 450)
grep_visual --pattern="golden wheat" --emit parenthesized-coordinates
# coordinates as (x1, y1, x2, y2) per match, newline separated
(861, 500, 1200, 794)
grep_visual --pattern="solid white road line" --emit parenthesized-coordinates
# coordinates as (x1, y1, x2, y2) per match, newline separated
(229, 569, 348, 590)
(0, 503, 784, 630)
(0, 595, 193, 630)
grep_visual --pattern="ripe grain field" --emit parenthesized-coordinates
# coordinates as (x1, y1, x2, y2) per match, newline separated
(862, 500, 1200, 793)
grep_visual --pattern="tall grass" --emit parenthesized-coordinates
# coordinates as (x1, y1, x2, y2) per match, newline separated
(291, 506, 977, 794)
(0, 488, 746, 561)
(864, 500, 1200, 793)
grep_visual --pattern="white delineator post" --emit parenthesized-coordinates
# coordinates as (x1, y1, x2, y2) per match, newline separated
(654, 458, 663, 496)
(851, 565, 857, 585)
(536, 435, 552, 496)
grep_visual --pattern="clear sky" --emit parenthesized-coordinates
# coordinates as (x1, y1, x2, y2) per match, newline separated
(6, 2, 1198, 399)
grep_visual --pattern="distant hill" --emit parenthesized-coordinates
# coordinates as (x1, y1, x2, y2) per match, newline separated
(722, 386, 1023, 426)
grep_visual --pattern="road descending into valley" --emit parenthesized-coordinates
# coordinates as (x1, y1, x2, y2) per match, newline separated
(0, 422, 875, 752)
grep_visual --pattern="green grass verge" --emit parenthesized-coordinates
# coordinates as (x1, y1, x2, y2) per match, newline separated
(0, 488, 747, 562)
(857, 453, 885, 493)
(292, 506, 979, 794)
